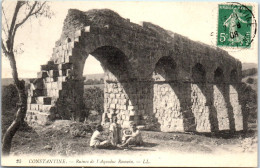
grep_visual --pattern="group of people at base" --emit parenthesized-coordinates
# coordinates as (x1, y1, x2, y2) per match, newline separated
(90, 117, 143, 149)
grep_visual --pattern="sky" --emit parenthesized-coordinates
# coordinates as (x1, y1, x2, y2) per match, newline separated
(1, 1, 258, 78)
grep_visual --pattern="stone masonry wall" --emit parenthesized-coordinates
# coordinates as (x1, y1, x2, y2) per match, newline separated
(229, 85, 243, 131)
(26, 28, 86, 125)
(153, 83, 184, 132)
(191, 84, 211, 132)
(103, 71, 154, 129)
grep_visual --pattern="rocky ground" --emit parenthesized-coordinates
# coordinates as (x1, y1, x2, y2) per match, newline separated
(8, 120, 257, 157)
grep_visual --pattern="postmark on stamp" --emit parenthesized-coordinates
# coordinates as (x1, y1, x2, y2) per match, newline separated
(217, 3, 256, 48)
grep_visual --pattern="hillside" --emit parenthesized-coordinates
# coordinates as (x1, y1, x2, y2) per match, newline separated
(241, 63, 257, 92)
(1, 78, 35, 86)
(242, 63, 257, 70)
(242, 73, 257, 91)
(84, 73, 104, 80)
(2, 74, 105, 86)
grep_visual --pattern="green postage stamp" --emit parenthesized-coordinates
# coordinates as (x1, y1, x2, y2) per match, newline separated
(217, 4, 254, 48)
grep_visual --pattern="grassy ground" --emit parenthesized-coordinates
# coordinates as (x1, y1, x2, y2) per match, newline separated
(7, 120, 257, 157)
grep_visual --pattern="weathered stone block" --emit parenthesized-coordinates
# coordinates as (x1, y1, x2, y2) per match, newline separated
(58, 82, 69, 90)
(41, 64, 59, 71)
(58, 70, 67, 76)
(58, 63, 72, 70)
(51, 82, 58, 89)
(49, 70, 59, 78)
(110, 104, 116, 109)
(45, 77, 54, 83)
(84, 26, 90, 32)
(32, 89, 44, 97)
(37, 71, 49, 78)
(27, 104, 31, 110)
(33, 80, 45, 90)
(36, 96, 52, 105)
(129, 110, 137, 116)
(30, 104, 39, 111)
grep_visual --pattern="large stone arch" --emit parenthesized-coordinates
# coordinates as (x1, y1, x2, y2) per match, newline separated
(83, 46, 139, 127)
(152, 56, 195, 132)
(26, 9, 245, 133)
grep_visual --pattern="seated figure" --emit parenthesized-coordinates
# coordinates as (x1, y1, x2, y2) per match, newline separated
(120, 122, 143, 147)
(90, 125, 110, 149)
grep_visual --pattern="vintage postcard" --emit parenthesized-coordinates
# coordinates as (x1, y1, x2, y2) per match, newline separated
(1, 1, 258, 167)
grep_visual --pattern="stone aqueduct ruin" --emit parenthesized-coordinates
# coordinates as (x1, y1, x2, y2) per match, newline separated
(26, 9, 246, 132)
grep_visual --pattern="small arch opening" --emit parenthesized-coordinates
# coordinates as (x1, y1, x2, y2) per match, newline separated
(153, 56, 177, 81)
(214, 67, 224, 84)
(192, 63, 206, 83)
(90, 46, 131, 81)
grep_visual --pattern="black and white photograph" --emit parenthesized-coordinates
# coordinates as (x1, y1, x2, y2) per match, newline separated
(1, 1, 258, 167)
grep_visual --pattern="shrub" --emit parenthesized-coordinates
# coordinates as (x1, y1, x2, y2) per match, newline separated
(242, 68, 257, 77)
(2, 84, 19, 110)
(246, 77, 254, 84)
(69, 122, 93, 137)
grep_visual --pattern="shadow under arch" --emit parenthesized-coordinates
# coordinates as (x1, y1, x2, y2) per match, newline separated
(213, 67, 234, 131)
(229, 69, 244, 131)
(152, 56, 195, 132)
(90, 46, 132, 82)
(82, 46, 150, 128)
(191, 63, 216, 132)
(153, 56, 177, 81)
(192, 63, 206, 83)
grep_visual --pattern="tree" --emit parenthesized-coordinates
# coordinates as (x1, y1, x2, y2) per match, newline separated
(84, 87, 104, 114)
(85, 79, 94, 85)
(1, 1, 52, 156)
